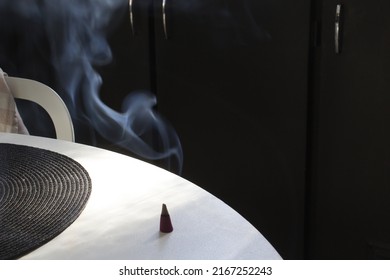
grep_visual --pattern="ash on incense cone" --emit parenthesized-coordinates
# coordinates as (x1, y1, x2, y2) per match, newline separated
(160, 203, 173, 233)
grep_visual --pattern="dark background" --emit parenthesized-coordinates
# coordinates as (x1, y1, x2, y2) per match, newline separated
(1, 0, 390, 259)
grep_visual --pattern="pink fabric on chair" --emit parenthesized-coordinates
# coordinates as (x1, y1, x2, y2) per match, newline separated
(0, 68, 29, 135)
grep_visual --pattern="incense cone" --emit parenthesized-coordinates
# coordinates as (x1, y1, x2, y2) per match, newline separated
(160, 204, 173, 233)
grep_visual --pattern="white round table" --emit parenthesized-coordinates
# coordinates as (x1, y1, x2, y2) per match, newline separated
(0, 133, 282, 259)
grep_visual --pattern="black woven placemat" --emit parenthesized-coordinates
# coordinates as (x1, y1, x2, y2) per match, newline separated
(0, 143, 92, 259)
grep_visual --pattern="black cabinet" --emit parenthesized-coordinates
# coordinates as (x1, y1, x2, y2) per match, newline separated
(307, 0, 390, 259)
(101, 0, 390, 259)
(154, 0, 311, 260)
(102, 0, 311, 259)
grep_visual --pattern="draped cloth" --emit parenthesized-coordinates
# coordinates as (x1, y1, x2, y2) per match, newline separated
(0, 68, 29, 134)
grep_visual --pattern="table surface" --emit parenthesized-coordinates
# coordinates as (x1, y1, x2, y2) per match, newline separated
(0, 133, 282, 260)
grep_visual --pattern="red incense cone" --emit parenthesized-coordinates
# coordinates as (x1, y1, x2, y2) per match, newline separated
(160, 204, 173, 233)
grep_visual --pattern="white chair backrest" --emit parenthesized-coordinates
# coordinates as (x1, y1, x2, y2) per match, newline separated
(4, 76, 75, 142)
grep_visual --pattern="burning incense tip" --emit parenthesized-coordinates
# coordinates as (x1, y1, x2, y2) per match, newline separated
(161, 203, 169, 215)
(160, 203, 173, 233)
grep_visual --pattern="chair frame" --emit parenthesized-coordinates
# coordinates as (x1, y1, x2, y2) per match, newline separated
(4, 76, 75, 142)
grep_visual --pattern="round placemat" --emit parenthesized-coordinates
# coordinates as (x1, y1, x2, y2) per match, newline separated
(0, 143, 92, 259)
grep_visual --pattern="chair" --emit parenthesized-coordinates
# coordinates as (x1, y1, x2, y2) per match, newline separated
(4, 76, 75, 142)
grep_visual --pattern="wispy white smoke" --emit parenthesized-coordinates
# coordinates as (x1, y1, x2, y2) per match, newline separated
(0, 0, 183, 173)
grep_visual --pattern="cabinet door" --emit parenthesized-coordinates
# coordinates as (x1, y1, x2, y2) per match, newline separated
(308, 0, 390, 259)
(99, 0, 154, 110)
(153, 0, 312, 259)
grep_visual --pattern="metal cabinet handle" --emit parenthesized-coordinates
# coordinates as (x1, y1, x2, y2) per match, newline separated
(335, 4, 342, 54)
(162, 0, 168, 39)
(129, 0, 135, 35)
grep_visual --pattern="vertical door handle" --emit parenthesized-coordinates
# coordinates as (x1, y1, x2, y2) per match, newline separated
(162, 0, 168, 39)
(129, 0, 135, 35)
(335, 4, 342, 54)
